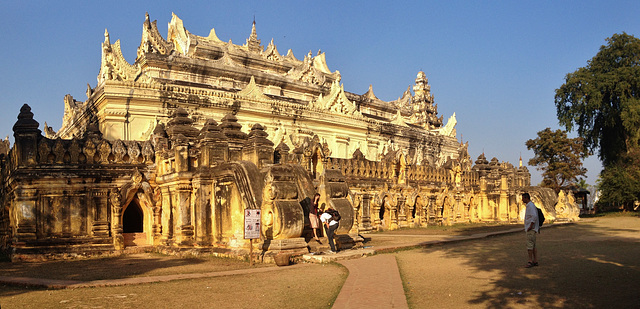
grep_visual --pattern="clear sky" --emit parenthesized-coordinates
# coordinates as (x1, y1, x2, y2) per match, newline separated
(1, 1, 638, 185)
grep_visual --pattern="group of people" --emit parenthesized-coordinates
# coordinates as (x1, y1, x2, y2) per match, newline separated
(308, 193, 340, 254)
(307, 191, 541, 260)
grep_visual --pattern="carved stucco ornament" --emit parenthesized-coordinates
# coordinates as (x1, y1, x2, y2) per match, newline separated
(237, 76, 271, 101)
(313, 80, 362, 117)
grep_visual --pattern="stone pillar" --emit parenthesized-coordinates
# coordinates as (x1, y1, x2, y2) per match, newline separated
(92, 190, 110, 237)
(160, 186, 172, 244)
(479, 176, 489, 221)
(192, 182, 209, 246)
(455, 193, 463, 221)
(110, 189, 124, 250)
(499, 175, 509, 221)
(152, 188, 162, 242)
(176, 184, 194, 244)
(360, 194, 372, 232)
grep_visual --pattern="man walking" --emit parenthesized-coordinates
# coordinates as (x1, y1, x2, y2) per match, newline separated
(522, 193, 539, 268)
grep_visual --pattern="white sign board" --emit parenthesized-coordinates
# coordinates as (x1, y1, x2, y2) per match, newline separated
(244, 209, 261, 239)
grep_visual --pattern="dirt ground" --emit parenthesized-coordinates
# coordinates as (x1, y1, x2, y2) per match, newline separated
(396, 216, 640, 308)
(0, 254, 267, 281)
(0, 262, 346, 309)
(1, 216, 638, 308)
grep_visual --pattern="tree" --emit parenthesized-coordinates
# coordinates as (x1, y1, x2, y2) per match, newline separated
(555, 33, 640, 167)
(556, 33, 640, 210)
(576, 178, 589, 190)
(526, 128, 587, 193)
(597, 149, 640, 211)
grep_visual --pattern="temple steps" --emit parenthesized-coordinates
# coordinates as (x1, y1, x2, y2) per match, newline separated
(123, 232, 148, 247)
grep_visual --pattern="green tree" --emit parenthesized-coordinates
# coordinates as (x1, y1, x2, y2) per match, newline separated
(576, 178, 589, 190)
(526, 128, 587, 193)
(556, 33, 640, 210)
(597, 149, 640, 211)
(555, 33, 640, 167)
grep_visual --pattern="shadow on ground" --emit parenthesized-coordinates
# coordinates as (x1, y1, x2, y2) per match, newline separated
(0, 253, 254, 298)
(398, 217, 640, 308)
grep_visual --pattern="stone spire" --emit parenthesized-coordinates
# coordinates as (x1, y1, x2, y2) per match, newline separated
(12, 104, 41, 166)
(12, 104, 40, 134)
(410, 71, 442, 129)
(245, 19, 263, 53)
(165, 107, 199, 140)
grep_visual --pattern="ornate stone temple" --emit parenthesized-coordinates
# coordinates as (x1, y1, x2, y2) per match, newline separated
(0, 14, 575, 261)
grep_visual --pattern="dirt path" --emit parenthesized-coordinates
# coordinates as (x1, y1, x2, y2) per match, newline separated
(1, 216, 638, 308)
(395, 217, 640, 308)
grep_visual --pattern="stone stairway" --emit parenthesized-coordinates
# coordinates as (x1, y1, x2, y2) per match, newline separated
(305, 236, 331, 253)
(123, 233, 148, 247)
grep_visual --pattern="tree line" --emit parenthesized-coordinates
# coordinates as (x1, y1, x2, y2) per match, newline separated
(527, 33, 640, 212)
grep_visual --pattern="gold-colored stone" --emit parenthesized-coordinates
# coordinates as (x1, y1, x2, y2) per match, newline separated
(0, 14, 580, 262)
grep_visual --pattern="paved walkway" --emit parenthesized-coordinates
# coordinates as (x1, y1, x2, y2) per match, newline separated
(333, 254, 408, 309)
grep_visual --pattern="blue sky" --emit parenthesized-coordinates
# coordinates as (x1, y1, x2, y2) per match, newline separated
(1, 1, 638, 185)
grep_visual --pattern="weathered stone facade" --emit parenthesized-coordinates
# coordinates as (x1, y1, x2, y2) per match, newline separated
(0, 14, 578, 261)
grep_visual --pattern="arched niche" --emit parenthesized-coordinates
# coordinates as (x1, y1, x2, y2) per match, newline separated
(120, 176, 155, 247)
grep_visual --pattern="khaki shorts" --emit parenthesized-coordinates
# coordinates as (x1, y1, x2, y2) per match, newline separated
(309, 213, 320, 229)
(526, 229, 537, 250)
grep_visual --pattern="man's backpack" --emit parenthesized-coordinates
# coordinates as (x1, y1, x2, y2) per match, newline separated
(537, 207, 545, 228)
(327, 209, 341, 222)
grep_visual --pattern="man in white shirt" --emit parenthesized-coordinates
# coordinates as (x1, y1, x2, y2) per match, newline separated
(522, 193, 539, 268)
(320, 208, 339, 253)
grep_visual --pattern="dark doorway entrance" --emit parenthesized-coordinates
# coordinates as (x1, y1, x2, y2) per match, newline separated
(122, 199, 146, 246)
(123, 201, 143, 233)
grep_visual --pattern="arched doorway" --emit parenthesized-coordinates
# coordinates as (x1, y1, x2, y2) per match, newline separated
(122, 199, 147, 246)
(378, 196, 391, 230)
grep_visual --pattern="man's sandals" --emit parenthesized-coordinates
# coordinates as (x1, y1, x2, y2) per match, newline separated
(525, 262, 539, 268)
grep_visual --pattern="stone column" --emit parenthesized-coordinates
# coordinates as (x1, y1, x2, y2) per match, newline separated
(455, 193, 463, 222)
(177, 184, 194, 244)
(499, 175, 509, 221)
(479, 176, 489, 221)
(110, 189, 124, 250)
(152, 188, 162, 242)
(360, 194, 372, 232)
(92, 190, 110, 237)
(160, 186, 172, 244)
